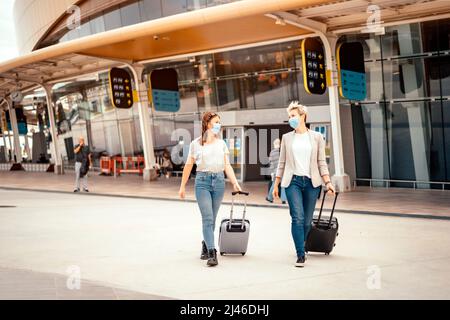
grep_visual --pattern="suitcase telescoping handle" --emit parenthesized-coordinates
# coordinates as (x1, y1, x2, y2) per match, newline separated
(230, 191, 249, 230)
(317, 189, 339, 228)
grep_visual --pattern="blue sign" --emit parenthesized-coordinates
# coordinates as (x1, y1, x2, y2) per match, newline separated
(150, 69, 180, 112)
(152, 89, 180, 113)
(340, 70, 367, 101)
(337, 42, 367, 101)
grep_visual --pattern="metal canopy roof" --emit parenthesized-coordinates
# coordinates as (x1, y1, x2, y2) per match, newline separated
(0, 0, 449, 106)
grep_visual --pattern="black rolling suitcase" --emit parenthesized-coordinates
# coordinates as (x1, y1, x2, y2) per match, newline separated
(305, 190, 340, 255)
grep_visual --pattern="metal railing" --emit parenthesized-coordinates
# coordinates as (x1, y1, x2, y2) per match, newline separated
(354, 178, 450, 190)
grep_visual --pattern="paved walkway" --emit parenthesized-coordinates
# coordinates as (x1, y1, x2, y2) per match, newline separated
(0, 171, 449, 219)
(0, 267, 172, 300)
(1, 189, 449, 300)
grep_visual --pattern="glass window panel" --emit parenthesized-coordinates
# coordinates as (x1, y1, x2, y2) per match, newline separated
(152, 116, 176, 149)
(162, 0, 187, 16)
(383, 57, 440, 100)
(352, 103, 390, 185)
(196, 79, 217, 112)
(78, 21, 92, 38)
(387, 101, 432, 184)
(179, 84, 199, 113)
(429, 101, 447, 182)
(439, 55, 450, 97)
(89, 15, 105, 34)
(421, 20, 440, 54)
(443, 101, 450, 185)
(337, 33, 382, 61)
(186, 0, 206, 10)
(438, 18, 450, 51)
(216, 77, 254, 111)
(104, 9, 122, 31)
(120, 2, 142, 27)
(139, 0, 163, 21)
(382, 23, 425, 58)
(206, 0, 239, 7)
(254, 71, 298, 109)
(66, 28, 79, 41)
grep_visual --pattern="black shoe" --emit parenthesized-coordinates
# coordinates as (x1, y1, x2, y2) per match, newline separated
(282, 201, 287, 204)
(74, 188, 80, 193)
(83, 189, 89, 193)
(207, 249, 218, 267)
(295, 256, 306, 268)
(265, 197, 273, 203)
(200, 241, 208, 260)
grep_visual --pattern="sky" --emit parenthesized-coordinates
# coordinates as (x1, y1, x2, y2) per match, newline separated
(0, 0, 18, 63)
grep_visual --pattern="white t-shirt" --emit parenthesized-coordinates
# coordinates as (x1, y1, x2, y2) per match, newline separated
(291, 131, 312, 178)
(188, 138, 230, 173)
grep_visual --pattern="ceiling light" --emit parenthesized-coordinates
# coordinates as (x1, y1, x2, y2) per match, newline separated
(275, 17, 286, 26)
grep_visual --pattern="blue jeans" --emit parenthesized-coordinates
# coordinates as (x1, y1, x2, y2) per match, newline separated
(195, 171, 226, 250)
(267, 179, 287, 202)
(285, 175, 321, 258)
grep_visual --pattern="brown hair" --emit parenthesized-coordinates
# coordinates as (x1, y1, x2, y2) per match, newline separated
(201, 111, 220, 146)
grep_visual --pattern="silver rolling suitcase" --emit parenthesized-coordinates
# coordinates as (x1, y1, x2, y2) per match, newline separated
(219, 191, 250, 256)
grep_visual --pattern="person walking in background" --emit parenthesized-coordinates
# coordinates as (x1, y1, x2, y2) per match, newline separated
(266, 138, 287, 204)
(179, 112, 242, 267)
(161, 149, 173, 179)
(273, 101, 335, 268)
(73, 136, 92, 193)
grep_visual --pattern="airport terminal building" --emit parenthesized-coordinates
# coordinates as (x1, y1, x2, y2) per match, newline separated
(1, 0, 449, 189)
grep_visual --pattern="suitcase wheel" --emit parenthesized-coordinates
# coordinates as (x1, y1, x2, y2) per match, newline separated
(325, 252, 330, 256)
(337, 232, 339, 237)
(220, 252, 224, 256)
(241, 253, 246, 256)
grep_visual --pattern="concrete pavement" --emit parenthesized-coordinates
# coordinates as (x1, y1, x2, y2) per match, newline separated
(1, 171, 450, 219)
(0, 189, 449, 300)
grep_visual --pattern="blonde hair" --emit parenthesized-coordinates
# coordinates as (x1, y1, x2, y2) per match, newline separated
(286, 101, 308, 116)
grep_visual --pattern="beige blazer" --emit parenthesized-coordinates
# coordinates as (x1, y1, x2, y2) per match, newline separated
(276, 129, 330, 188)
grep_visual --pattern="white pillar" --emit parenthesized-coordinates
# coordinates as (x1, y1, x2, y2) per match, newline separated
(43, 84, 63, 174)
(321, 34, 351, 192)
(5, 98, 23, 163)
(130, 64, 156, 181)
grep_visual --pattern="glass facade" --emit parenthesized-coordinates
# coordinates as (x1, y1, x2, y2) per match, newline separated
(51, 71, 143, 166)
(144, 40, 328, 151)
(58, 0, 242, 44)
(345, 19, 450, 189)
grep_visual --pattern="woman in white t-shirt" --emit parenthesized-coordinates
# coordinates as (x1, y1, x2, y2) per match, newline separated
(273, 101, 336, 268)
(179, 112, 242, 267)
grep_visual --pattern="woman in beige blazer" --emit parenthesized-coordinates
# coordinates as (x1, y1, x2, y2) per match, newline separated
(273, 101, 335, 267)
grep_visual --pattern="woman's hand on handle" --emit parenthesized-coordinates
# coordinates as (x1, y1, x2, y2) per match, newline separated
(326, 182, 336, 195)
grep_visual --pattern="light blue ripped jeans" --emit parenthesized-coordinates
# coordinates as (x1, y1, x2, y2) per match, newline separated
(195, 171, 226, 250)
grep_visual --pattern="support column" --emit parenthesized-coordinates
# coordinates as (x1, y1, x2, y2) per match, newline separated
(43, 84, 63, 175)
(321, 34, 351, 192)
(6, 98, 23, 163)
(129, 64, 157, 181)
